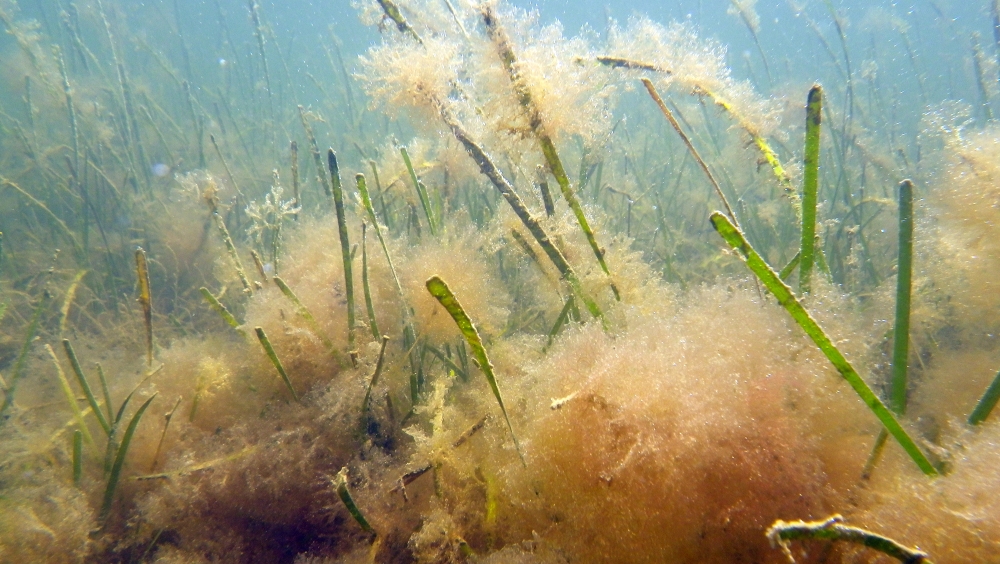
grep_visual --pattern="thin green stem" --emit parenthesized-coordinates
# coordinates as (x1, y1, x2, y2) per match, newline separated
(248, 0, 275, 151)
(95, 364, 115, 428)
(48, 344, 97, 449)
(333, 466, 376, 534)
(298, 106, 328, 197)
(199, 287, 246, 337)
(254, 327, 298, 401)
(729, 0, 772, 85)
(861, 430, 889, 480)
(210, 134, 245, 203)
(72, 429, 83, 486)
(362, 335, 390, 421)
(328, 150, 357, 364)
(779, 251, 801, 281)
(100, 394, 157, 524)
(546, 294, 576, 349)
(891, 180, 914, 414)
(361, 223, 380, 339)
(63, 339, 111, 436)
(1, 176, 83, 259)
(290, 140, 300, 220)
(272, 276, 338, 356)
(0, 291, 50, 423)
(356, 173, 403, 296)
(213, 212, 254, 295)
(968, 367, 1000, 425)
(56, 46, 79, 176)
(710, 212, 937, 476)
(401, 147, 437, 236)
(149, 397, 182, 472)
(642, 79, 738, 227)
(800, 85, 823, 294)
(426, 276, 525, 465)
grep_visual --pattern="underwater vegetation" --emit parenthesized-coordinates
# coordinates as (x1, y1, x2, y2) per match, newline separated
(2, 0, 1000, 561)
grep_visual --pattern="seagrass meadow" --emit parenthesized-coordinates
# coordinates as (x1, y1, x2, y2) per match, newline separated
(2, 0, 1000, 561)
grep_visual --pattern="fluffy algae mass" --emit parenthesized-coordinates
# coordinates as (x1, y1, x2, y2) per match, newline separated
(1, 0, 1000, 561)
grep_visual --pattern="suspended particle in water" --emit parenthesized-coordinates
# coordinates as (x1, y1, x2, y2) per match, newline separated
(152, 163, 170, 177)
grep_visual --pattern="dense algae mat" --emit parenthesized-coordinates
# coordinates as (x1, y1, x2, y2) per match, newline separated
(2, 0, 1000, 562)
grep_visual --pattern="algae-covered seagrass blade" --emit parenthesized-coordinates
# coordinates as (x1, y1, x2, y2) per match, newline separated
(425, 275, 525, 464)
(709, 211, 937, 476)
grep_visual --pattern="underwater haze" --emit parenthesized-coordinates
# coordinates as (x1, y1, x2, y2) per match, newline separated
(2, 0, 1000, 562)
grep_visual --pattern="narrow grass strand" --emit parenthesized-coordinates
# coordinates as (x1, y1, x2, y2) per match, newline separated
(199, 287, 245, 337)
(99, 393, 157, 524)
(356, 173, 404, 297)
(0, 176, 83, 258)
(290, 140, 300, 220)
(362, 335, 390, 421)
(210, 134, 245, 203)
(254, 327, 298, 401)
(861, 430, 889, 480)
(710, 212, 937, 476)
(424, 344, 468, 381)
(72, 429, 83, 486)
(297, 105, 328, 196)
(538, 136, 620, 300)
(401, 147, 437, 236)
(47, 344, 96, 449)
(328, 150, 357, 364)
(250, 249, 268, 282)
(779, 251, 801, 281)
(273, 276, 337, 355)
(361, 223, 380, 339)
(62, 339, 111, 436)
(800, 85, 823, 294)
(728, 0, 773, 86)
(0, 291, 49, 422)
(643, 79, 738, 227)
(58, 269, 87, 336)
(95, 364, 115, 424)
(968, 367, 1000, 425)
(546, 294, 576, 348)
(596, 56, 800, 210)
(333, 466, 375, 534)
(890, 180, 914, 414)
(425, 276, 525, 465)
(213, 213, 254, 296)
(104, 387, 145, 477)
(149, 397, 182, 472)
